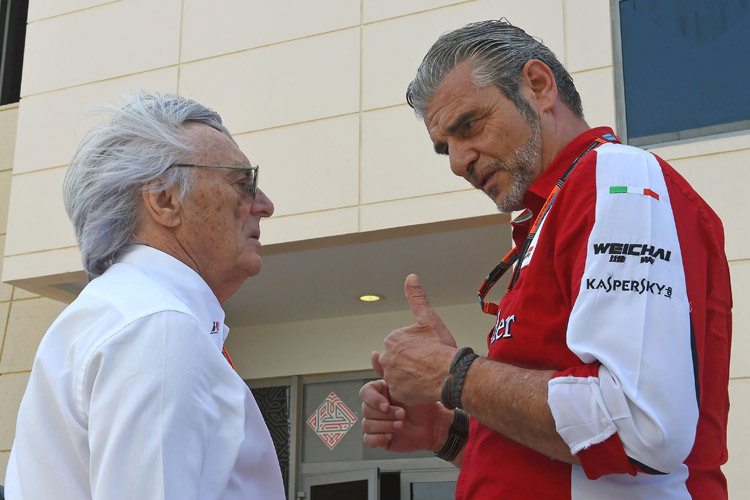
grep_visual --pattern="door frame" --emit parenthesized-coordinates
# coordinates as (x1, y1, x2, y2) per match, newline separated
(302, 468, 378, 500)
(400, 468, 460, 499)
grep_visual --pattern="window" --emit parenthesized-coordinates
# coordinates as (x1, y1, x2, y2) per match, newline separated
(251, 385, 291, 495)
(248, 372, 454, 498)
(615, 0, 750, 146)
(0, 0, 28, 105)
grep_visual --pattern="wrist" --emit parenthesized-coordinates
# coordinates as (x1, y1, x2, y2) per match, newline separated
(433, 346, 459, 400)
(440, 347, 479, 410)
(431, 405, 458, 453)
(433, 409, 470, 461)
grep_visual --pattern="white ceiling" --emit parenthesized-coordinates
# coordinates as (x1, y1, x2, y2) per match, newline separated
(223, 214, 512, 327)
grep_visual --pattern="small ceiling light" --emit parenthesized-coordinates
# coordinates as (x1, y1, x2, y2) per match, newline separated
(358, 294, 384, 302)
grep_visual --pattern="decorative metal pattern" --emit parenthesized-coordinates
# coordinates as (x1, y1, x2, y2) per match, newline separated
(306, 391, 359, 450)
(252, 385, 290, 494)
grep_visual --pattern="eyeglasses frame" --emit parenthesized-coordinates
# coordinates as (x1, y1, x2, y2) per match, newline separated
(171, 163, 259, 199)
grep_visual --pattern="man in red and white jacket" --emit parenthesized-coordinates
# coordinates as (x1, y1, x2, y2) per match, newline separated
(360, 20, 731, 499)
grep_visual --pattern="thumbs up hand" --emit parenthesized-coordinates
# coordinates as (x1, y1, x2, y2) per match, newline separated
(376, 274, 459, 405)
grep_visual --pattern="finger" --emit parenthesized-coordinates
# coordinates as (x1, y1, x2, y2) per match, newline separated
(359, 379, 392, 413)
(404, 273, 434, 321)
(363, 432, 393, 449)
(362, 417, 404, 434)
(362, 402, 405, 420)
(370, 351, 384, 378)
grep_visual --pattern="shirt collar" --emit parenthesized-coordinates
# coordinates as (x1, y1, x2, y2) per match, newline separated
(116, 245, 229, 347)
(523, 126, 616, 215)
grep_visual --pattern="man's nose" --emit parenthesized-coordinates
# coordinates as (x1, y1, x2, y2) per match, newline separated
(253, 188, 274, 217)
(448, 142, 479, 180)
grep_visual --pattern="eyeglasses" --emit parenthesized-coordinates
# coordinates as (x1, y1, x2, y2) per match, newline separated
(172, 163, 259, 199)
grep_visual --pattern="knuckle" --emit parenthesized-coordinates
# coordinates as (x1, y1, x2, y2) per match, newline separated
(358, 384, 369, 399)
(378, 352, 390, 367)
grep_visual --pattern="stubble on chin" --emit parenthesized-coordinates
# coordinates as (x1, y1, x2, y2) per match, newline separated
(494, 120, 542, 214)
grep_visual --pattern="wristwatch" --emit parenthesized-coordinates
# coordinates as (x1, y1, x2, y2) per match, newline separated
(434, 408, 469, 461)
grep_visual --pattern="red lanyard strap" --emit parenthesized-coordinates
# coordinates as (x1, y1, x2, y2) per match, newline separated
(477, 248, 518, 315)
(477, 135, 618, 316)
(222, 346, 236, 371)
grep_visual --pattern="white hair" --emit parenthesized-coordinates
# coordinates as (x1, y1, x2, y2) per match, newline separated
(62, 91, 235, 279)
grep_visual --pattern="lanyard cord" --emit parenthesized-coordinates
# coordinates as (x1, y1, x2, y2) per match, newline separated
(222, 346, 236, 371)
(478, 134, 618, 316)
(507, 138, 605, 290)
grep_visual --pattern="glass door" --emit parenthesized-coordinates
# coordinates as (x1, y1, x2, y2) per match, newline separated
(303, 468, 378, 500)
(400, 469, 459, 500)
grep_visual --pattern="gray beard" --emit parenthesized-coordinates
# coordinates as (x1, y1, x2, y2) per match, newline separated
(493, 116, 542, 213)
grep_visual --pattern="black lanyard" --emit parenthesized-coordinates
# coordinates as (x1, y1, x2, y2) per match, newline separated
(477, 133, 620, 316)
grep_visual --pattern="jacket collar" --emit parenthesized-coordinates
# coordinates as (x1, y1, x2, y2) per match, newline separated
(117, 245, 229, 348)
(523, 126, 616, 216)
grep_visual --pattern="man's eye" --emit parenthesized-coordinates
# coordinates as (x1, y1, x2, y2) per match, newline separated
(465, 120, 476, 130)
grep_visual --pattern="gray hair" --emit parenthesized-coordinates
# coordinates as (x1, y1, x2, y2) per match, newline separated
(62, 91, 234, 279)
(406, 19, 584, 121)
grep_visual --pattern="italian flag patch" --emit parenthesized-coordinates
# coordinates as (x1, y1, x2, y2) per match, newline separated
(609, 185, 660, 200)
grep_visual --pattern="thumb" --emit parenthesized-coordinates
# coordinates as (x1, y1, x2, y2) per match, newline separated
(404, 273, 433, 321)
(370, 351, 384, 377)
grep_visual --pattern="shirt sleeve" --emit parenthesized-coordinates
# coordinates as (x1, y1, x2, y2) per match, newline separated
(80, 310, 247, 499)
(547, 145, 699, 479)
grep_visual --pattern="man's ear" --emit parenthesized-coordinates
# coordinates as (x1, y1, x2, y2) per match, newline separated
(141, 182, 183, 228)
(520, 59, 558, 113)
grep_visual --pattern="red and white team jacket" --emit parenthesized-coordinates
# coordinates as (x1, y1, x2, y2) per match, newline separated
(455, 127, 732, 500)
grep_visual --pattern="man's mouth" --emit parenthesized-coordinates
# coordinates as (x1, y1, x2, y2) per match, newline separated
(474, 164, 501, 191)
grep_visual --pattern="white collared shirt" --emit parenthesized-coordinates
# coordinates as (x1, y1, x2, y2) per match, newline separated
(5, 245, 285, 500)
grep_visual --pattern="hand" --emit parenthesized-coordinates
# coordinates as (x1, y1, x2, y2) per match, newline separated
(360, 358, 452, 454)
(377, 274, 458, 405)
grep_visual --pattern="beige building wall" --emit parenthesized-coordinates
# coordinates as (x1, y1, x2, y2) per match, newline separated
(1, 0, 747, 496)
(0, 103, 67, 481)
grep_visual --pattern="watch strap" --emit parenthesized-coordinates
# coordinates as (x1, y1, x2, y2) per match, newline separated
(435, 409, 470, 461)
(441, 347, 478, 410)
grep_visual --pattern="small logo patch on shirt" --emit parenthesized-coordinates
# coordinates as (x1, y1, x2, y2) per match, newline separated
(609, 185, 660, 200)
(210, 322, 220, 334)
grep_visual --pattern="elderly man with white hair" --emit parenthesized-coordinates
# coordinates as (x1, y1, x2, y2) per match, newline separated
(4, 92, 285, 500)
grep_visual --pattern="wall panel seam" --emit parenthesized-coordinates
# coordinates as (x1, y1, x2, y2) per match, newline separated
(177, 0, 185, 93)
(233, 112, 362, 137)
(656, 148, 750, 163)
(562, 0, 569, 68)
(3, 245, 78, 258)
(27, 0, 123, 24)
(10, 165, 67, 177)
(0, 295, 11, 362)
(0, 369, 31, 376)
(362, 0, 479, 26)
(20, 65, 180, 100)
(358, 0, 364, 229)
(570, 65, 615, 77)
(8, 294, 41, 302)
(179, 26, 361, 66)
